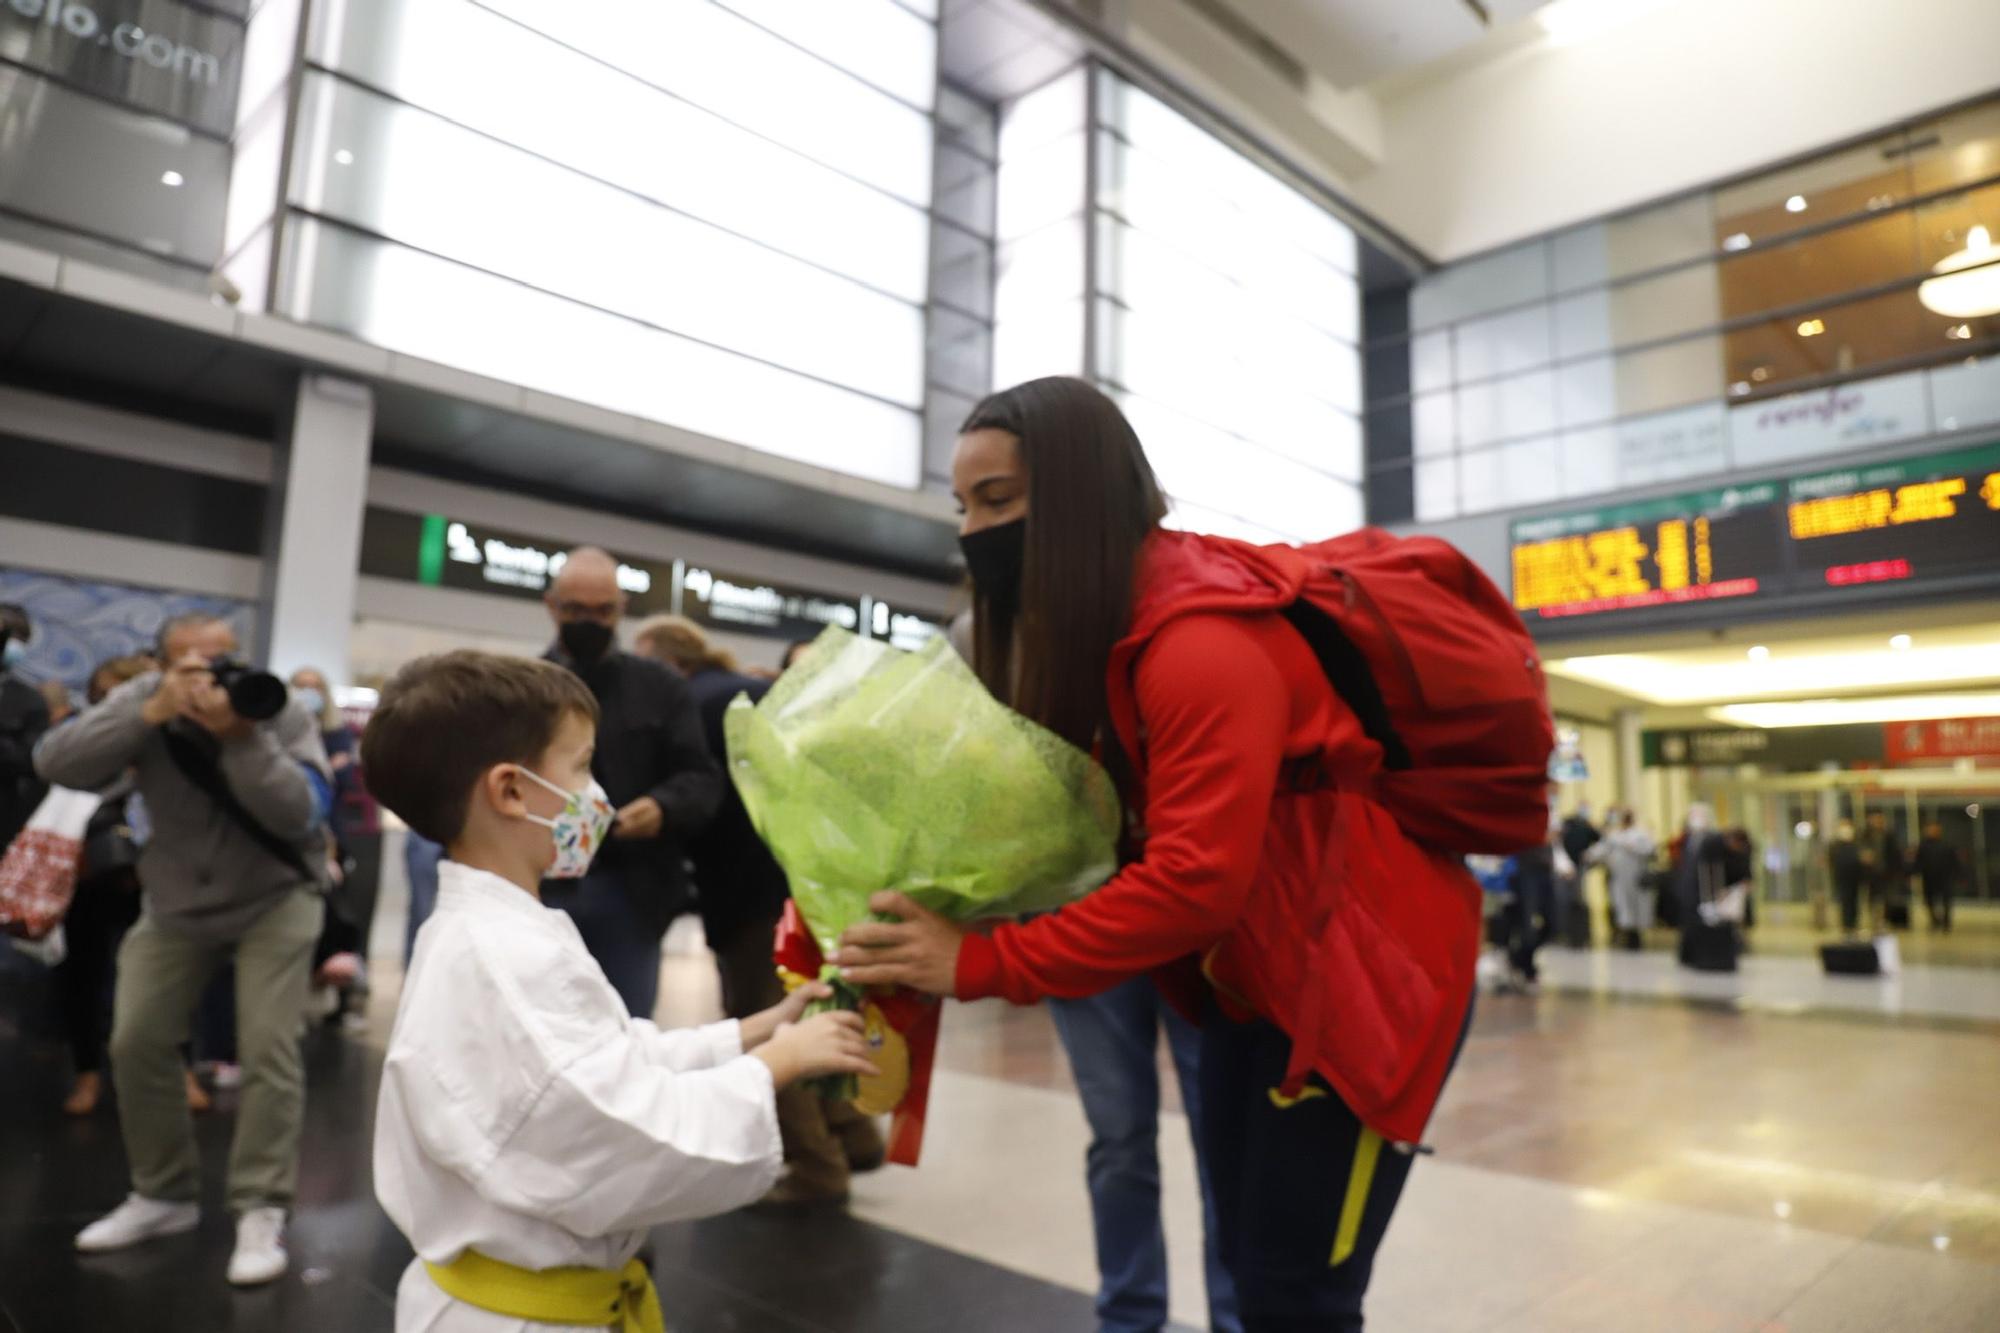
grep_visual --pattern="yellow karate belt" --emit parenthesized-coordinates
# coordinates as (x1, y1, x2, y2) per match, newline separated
(425, 1248, 665, 1333)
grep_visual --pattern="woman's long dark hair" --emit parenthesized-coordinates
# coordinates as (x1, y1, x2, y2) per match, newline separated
(960, 377, 1167, 754)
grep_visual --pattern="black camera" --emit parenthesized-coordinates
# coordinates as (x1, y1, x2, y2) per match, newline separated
(209, 657, 289, 722)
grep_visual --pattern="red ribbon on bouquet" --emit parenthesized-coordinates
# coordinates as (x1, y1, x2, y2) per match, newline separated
(772, 899, 941, 1167)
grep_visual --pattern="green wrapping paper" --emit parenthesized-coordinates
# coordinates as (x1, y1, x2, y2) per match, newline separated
(725, 629, 1121, 960)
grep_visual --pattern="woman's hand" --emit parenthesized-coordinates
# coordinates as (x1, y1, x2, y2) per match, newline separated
(739, 979, 831, 1052)
(833, 892, 965, 996)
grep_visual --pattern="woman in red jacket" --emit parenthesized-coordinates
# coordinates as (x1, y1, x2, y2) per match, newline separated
(836, 377, 1481, 1331)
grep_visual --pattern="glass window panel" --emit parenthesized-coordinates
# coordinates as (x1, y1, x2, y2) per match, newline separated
(1115, 391, 1359, 542)
(1929, 351, 2000, 433)
(473, 0, 933, 206)
(1415, 455, 1457, 521)
(218, 219, 274, 314)
(1608, 261, 1721, 347)
(935, 141, 998, 236)
(1413, 390, 1456, 458)
(1721, 284, 1979, 396)
(1498, 435, 1560, 510)
(239, 0, 300, 134)
(311, 0, 931, 302)
(0, 68, 227, 265)
(1453, 303, 1552, 381)
(1727, 367, 1929, 471)
(1162, 499, 1293, 546)
(279, 221, 921, 487)
(992, 295, 1083, 385)
(1554, 288, 1612, 359)
(1557, 425, 1619, 499)
(709, 0, 937, 110)
(1717, 212, 1917, 322)
(923, 384, 976, 486)
(1913, 183, 2000, 270)
(1457, 448, 1501, 515)
(1551, 222, 1608, 293)
(1409, 241, 1548, 331)
(1614, 402, 1727, 486)
(1604, 194, 1712, 280)
(993, 216, 1084, 325)
(0, 0, 245, 136)
(998, 65, 1087, 162)
(1097, 217, 1359, 412)
(1907, 102, 2000, 197)
(930, 222, 993, 319)
(1711, 134, 1909, 249)
(1615, 334, 1722, 417)
(292, 76, 923, 407)
(936, 84, 997, 161)
(1457, 370, 1555, 448)
(1410, 329, 1452, 393)
(927, 305, 990, 399)
(1556, 356, 1616, 428)
(996, 130, 1086, 242)
(224, 94, 285, 258)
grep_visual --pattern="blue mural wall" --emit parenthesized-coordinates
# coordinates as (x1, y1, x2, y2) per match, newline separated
(0, 568, 256, 692)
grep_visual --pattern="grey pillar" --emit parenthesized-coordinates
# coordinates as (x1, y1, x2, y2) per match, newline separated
(260, 375, 374, 684)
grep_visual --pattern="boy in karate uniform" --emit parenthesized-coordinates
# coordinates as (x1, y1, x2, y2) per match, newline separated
(363, 651, 873, 1331)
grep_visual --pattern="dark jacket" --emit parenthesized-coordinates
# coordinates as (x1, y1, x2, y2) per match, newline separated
(0, 672, 51, 848)
(545, 645, 722, 934)
(1561, 814, 1602, 870)
(1915, 837, 1962, 889)
(684, 666, 790, 952)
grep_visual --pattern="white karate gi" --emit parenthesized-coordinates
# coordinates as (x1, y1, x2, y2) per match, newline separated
(374, 861, 782, 1331)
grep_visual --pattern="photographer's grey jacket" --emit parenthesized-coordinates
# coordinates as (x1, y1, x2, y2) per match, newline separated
(34, 674, 331, 941)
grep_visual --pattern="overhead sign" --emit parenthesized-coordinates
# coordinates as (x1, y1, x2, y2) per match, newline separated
(1883, 717, 2000, 765)
(1511, 438, 2000, 626)
(358, 509, 674, 615)
(1, 0, 245, 136)
(679, 565, 862, 643)
(1642, 725, 1886, 770)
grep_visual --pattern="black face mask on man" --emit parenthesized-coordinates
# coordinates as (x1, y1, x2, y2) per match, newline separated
(559, 619, 615, 664)
(959, 517, 1026, 616)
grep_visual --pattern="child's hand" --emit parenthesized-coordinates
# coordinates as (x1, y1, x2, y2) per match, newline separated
(740, 980, 830, 1052)
(752, 1011, 878, 1090)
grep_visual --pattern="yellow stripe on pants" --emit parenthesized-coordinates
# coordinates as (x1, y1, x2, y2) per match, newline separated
(426, 1248, 666, 1332)
(1331, 1128, 1383, 1268)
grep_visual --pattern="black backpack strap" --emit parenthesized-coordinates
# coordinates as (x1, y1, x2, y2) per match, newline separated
(1278, 598, 1414, 774)
(161, 724, 318, 884)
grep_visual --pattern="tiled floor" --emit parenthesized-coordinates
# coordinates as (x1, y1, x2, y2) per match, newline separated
(3, 883, 1997, 1331)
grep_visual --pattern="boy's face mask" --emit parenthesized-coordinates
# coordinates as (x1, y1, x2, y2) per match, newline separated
(517, 767, 615, 879)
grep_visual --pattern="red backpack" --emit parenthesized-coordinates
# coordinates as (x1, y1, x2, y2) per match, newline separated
(1276, 528, 1554, 855)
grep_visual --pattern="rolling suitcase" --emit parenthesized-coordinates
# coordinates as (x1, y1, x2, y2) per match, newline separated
(1679, 919, 1739, 972)
(1820, 941, 1881, 975)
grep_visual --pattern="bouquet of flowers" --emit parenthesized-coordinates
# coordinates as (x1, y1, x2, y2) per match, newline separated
(726, 628, 1119, 1164)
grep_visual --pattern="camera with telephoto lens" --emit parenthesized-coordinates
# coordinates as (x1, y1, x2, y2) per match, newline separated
(208, 657, 289, 722)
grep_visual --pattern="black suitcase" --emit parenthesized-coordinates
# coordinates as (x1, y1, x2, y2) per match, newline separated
(1679, 920, 1739, 972)
(1560, 895, 1591, 948)
(1884, 899, 1911, 930)
(1821, 941, 1881, 975)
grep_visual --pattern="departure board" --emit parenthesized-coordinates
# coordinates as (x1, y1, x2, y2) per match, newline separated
(1508, 439, 2000, 625)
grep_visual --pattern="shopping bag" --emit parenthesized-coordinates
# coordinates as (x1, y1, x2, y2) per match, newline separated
(0, 786, 102, 940)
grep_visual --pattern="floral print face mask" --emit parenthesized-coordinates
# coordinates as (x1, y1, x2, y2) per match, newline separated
(518, 767, 615, 879)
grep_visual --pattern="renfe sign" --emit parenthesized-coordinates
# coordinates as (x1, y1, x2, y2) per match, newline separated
(1, 0, 245, 135)
(1510, 438, 2000, 628)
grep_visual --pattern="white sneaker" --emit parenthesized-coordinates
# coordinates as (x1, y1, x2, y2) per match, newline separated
(227, 1206, 288, 1286)
(75, 1194, 200, 1252)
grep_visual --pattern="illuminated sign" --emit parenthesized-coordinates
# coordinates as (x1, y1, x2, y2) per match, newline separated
(1510, 439, 2000, 626)
(358, 509, 674, 614)
(679, 564, 861, 640)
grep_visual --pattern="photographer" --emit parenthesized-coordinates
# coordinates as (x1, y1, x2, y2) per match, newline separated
(34, 613, 330, 1288)
(0, 603, 50, 851)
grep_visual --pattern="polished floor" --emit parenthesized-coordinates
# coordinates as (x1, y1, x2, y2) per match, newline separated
(3, 892, 1998, 1331)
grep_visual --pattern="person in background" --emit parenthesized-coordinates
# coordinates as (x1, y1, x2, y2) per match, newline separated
(1829, 820, 1865, 936)
(634, 615, 887, 1208)
(1914, 822, 1961, 933)
(542, 548, 724, 1019)
(401, 830, 445, 967)
(778, 638, 817, 675)
(1859, 810, 1905, 933)
(291, 667, 368, 1028)
(0, 602, 51, 852)
(41, 679, 77, 727)
(35, 613, 330, 1286)
(1505, 819, 1559, 991)
(53, 655, 210, 1117)
(1594, 809, 1657, 951)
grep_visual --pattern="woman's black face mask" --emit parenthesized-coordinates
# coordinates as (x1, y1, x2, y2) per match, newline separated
(959, 517, 1025, 616)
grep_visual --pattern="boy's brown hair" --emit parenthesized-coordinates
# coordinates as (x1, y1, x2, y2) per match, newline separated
(361, 651, 598, 846)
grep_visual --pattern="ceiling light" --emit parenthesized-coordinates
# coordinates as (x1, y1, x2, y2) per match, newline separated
(1785, 195, 1808, 213)
(1773, 1201, 1793, 1220)
(1707, 694, 2000, 729)
(160, 170, 185, 187)
(1934, 1235, 1952, 1252)
(1550, 635, 2000, 705)
(1751, 366, 1771, 381)
(1536, 0, 1668, 45)
(1797, 318, 1827, 337)
(1919, 225, 2000, 318)
(334, 149, 355, 166)
(1748, 646, 1771, 661)
(1946, 323, 1974, 340)
(1730, 380, 1752, 395)
(1890, 634, 1913, 651)
(1794, 822, 1815, 839)
(1723, 232, 1752, 252)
